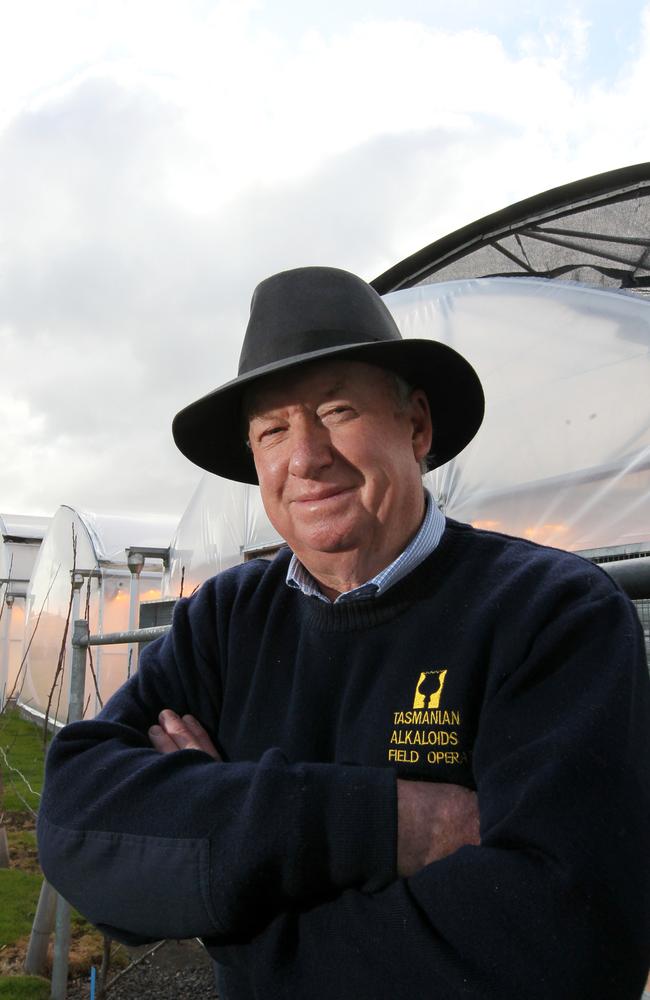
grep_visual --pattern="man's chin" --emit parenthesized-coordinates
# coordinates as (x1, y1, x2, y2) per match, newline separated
(290, 529, 363, 560)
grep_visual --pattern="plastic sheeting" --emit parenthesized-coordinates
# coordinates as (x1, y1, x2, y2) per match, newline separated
(0, 513, 50, 707)
(388, 278, 650, 552)
(0, 513, 50, 584)
(20, 506, 175, 725)
(163, 276, 649, 596)
(164, 478, 282, 598)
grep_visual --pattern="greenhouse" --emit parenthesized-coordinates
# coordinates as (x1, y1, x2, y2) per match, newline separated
(19, 505, 175, 727)
(163, 475, 282, 599)
(0, 512, 50, 709)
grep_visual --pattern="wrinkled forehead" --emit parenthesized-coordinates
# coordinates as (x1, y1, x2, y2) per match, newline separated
(243, 358, 395, 421)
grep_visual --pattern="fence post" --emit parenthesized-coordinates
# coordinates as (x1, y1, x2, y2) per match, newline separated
(48, 618, 89, 999)
(50, 895, 72, 1000)
(23, 880, 57, 975)
(68, 619, 89, 725)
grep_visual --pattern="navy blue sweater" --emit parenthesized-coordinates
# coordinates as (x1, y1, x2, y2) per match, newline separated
(38, 520, 650, 998)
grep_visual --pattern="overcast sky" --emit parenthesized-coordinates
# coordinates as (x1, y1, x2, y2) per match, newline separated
(2, 0, 650, 522)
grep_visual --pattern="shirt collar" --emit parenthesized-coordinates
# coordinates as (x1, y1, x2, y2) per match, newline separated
(286, 490, 445, 604)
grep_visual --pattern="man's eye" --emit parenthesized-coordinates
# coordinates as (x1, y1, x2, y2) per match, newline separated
(260, 426, 283, 439)
(321, 405, 352, 421)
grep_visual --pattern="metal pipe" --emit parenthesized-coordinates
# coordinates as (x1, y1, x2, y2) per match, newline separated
(68, 620, 90, 724)
(24, 880, 58, 976)
(50, 894, 72, 1000)
(600, 556, 650, 600)
(87, 625, 171, 646)
(66, 574, 85, 713)
(127, 552, 145, 677)
(49, 618, 90, 998)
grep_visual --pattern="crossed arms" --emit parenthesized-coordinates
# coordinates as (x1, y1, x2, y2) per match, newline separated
(149, 708, 480, 877)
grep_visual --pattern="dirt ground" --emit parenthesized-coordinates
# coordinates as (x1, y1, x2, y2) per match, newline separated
(65, 940, 218, 1000)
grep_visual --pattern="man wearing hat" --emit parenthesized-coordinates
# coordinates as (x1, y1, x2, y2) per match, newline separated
(39, 268, 650, 999)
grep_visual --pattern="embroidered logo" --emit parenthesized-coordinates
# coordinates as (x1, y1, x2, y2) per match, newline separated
(413, 669, 448, 709)
(387, 668, 468, 767)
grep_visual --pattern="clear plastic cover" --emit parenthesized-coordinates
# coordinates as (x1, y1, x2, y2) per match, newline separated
(0, 513, 50, 706)
(386, 278, 650, 552)
(164, 478, 282, 598)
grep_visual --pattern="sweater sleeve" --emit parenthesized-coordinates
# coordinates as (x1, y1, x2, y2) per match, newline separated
(211, 585, 650, 1000)
(37, 579, 397, 943)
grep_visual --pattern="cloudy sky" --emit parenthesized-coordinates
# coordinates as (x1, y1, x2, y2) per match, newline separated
(2, 0, 650, 522)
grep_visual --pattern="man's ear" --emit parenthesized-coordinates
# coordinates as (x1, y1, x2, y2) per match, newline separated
(409, 389, 433, 463)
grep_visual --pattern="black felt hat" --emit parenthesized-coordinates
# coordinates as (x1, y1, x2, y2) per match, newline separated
(172, 266, 484, 484)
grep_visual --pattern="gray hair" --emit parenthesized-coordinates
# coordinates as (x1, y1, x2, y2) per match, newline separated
(387, 372, 431, 475)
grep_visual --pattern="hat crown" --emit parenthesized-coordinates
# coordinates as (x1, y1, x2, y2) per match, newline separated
(238, 266, 402, 375)
(172, 264, 484, 485)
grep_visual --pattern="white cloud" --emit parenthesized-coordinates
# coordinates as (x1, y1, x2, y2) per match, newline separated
(2, 1, 650, 519)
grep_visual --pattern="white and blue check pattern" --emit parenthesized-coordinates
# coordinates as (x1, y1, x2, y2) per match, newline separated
(286, 490, 445, 604)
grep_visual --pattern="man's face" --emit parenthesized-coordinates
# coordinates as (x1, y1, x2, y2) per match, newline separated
(246, 359, 432, 579)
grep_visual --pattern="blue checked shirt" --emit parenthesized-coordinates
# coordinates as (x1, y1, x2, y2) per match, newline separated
(286, 490, 445, 604)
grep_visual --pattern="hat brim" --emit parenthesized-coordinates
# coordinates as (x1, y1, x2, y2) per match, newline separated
(172, 339, 485, 485)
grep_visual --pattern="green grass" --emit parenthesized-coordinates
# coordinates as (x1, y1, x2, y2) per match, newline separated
(0, 870, 43, 947)
(0, 977, 51, 999)
(0, 710, 45, 815)
(6, 830, 36, 854)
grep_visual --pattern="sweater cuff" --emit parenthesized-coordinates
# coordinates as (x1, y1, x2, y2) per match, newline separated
(296, 761, 398, 895)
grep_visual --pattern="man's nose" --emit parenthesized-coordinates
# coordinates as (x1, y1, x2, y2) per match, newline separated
(288, 421, 333, 478)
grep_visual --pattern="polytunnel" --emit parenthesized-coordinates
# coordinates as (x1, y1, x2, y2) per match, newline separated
(0, 513, 50, 709)
(19, 506, 175, 727)
(163, 476, 282, 598)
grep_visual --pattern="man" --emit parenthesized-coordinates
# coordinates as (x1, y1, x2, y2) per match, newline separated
(38, 266, 650, 999)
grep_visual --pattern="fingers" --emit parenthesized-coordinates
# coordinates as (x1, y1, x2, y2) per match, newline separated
(181, 713, 222, 760)
(148, 723, 182, 755)
(148, 709, 222, 761)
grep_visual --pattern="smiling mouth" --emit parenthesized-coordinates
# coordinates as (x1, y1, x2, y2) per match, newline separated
(292, 487, 355, 505)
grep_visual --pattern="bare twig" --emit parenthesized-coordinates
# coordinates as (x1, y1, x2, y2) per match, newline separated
(84, 577, 103, 711)
(96, 933, 112, 999)
(86, 650, 103, 712)
(179, 565, 185, 599)
(43, 527, 77, 740)
(104, 939, 168, 992)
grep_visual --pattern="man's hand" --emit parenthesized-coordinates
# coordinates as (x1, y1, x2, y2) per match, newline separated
(149, 709, 222, 760)
(397, 779, 480, 877)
